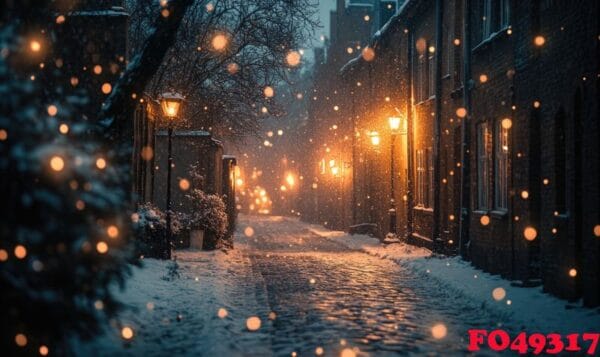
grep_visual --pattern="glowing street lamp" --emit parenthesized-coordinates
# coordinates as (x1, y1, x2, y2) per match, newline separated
(160, 91, 184, 259)
(286, 173, 295, 188)
(368, 131, 381, 146)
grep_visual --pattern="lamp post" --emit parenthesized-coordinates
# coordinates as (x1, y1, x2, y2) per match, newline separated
(388, 116, 407, 241)
(367, 131, 380, 224)
(159, 91, 184, 260)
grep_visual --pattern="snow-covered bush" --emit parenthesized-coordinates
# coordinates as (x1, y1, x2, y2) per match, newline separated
(186, 189, 228, 249)
(133, 203, 187, 258)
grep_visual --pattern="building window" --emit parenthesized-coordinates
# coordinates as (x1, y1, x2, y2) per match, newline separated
(477, 122, 492, 209)
(428, 51, 435, 98)
(416, 149, 426, 206)
(494, 120, 509, 210)
(416, 54, 426, 102)
(481, 0, 510, 41)
(427, 148, 434, 208)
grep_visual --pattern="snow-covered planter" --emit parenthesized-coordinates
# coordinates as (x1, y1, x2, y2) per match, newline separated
(186, 189, 228, 250)
(133, 203, 186, 258)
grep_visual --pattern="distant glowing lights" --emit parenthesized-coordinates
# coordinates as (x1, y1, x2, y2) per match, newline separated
(246, 316, 261, 331)
(218, 308, 228, 318)
(456, 107, 467, 118)
(431, 323, 447, 339)
(14, 245, 27, 259)
(211, 34, 229, 51)
(96, 241, 108, 254)
(101, 83, 112, 94)
(121, 326, 134, 340)
(50, 156, 65, 172)
(524, 227, 538, 241)
(47, 105, 58, 116)
(179, 178, 190, 191)
(492, 287, 506, 301)
(96, 157, 107, 169)
(480, 215, 490, 226)
(286, 50, 302, 67)
(30, 40, 41, 52)
(534, 35, 546, 47)
(264, 86, 274, 98)
(107, 225, 119, 239)
(361, 47, 375, 62)
(501, 118, 512, 129)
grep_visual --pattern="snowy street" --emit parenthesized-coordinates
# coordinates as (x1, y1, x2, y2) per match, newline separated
(76, 214, 551, 356)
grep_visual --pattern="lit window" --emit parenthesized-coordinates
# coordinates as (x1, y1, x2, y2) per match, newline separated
(494, 120, 509, 210)
(477, 122, 492, 209)
(416, 150, 426, 206)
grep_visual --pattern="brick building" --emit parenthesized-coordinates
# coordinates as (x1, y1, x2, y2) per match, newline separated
(302, 0, 599, 306)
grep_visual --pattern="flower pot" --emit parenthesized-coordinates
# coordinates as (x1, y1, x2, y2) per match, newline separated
(190, 229, 204, 250)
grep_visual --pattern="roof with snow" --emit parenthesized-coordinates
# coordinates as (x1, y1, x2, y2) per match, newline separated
(340, 0, 415, 77)
(156, 130, 211, 137)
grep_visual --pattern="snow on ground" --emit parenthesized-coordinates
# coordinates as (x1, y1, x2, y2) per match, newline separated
(304, 218, 600, 334)
(75, 248, 273, 356)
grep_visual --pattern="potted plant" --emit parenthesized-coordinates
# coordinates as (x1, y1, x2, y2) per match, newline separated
(186, 189, 228, 250)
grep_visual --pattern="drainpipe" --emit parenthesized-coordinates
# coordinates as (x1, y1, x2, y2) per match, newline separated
(406, 26, 415, 241)
(459, 0, 472, 259)
(432, 0, 444, 253)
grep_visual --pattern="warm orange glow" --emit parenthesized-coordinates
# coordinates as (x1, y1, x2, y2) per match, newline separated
(59, 124, 69, 134)
(246, 316, 261, 331)
(264, 86, 274, 98)
(431, 323, 447, 339)
(492, 287, 506, 301)
(15, 333, 27, 347)
(96, 241, 108, 254)
(524, 227, 537, 241)
(568, 268, 577, 277)
(39, 345, 49, 356)
(286, 50, 302, 67)
(14, 245, 27, 259)
(361, 47, 375, 62)
(107, 225, 119, 239)
(96, 157, 107, 169)
(479, 74, 488, 83)
(341, 348, 356, 357)
(121, 326, 134, 340)
(594, 225, 600, 237)
(286, 173, 295, 187)
(101, 83, 112, 94)
(501, 118, 512, 129)
(480, 215, 490, 226)
(369, 131, 381, 146)
(179, 178, 190, 191)
(30, 40, 41, 52)
(534, 35, 545, 47)
(160, 92, 184, 118)
(50, 156, 65, 171)
(456, 107, 467, 118)
(218, 308, 228, 318)
(47, 105, 58, 116)
(212, 34, 229, 51)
